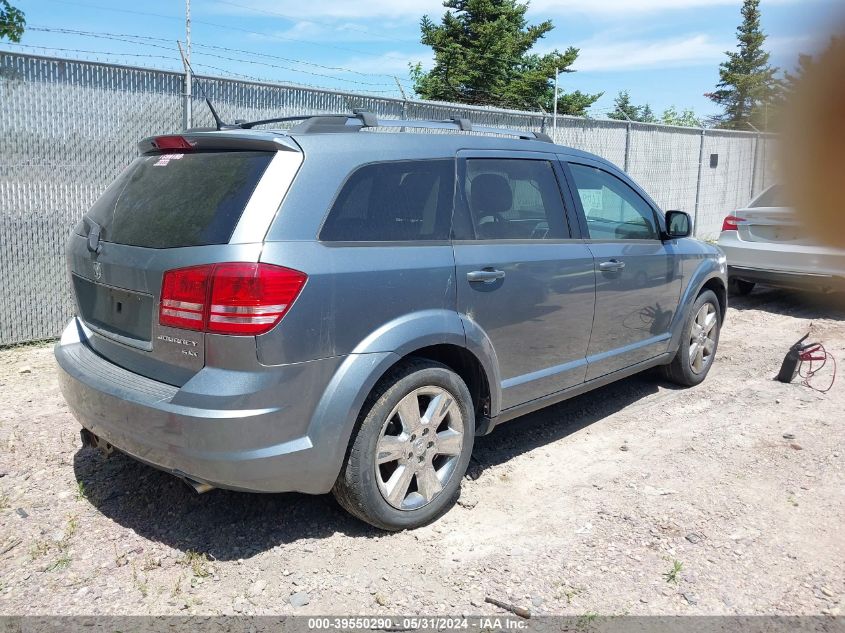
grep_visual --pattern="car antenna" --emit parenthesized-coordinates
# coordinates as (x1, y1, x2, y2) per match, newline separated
(177, 40, 231, 131)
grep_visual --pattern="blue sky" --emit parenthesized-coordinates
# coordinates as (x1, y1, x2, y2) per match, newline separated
(7, 0, 842, 119)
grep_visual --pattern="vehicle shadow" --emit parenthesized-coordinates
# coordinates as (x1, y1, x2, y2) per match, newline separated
(729, 285, 845, 321)
(72, 449, 379, 560)
(73, 373, 664, 559)
(471, 373, 663, 475)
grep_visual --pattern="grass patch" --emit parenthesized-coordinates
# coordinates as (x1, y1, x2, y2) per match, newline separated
(663, 559, 683, 584)
(29, 540, 49, 561)
(47, 553, 71, 572)
(181, 550, 211, 578)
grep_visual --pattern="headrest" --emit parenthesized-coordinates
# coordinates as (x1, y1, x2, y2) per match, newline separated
(470, 173, 512, 216)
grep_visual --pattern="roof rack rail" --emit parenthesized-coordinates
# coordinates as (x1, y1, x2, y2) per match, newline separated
(229, 110, 553, 143)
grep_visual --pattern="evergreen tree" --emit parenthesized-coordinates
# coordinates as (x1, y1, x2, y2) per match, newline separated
(639, 104, 657, 123)
(0, 1, 25, 42)
(607, 90, 657, 123)
(412, 0, 601, 115)
(608, 91, 639, 121)
(706, 0, 779, 130)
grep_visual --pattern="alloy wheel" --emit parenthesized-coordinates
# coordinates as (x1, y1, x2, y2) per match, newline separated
(689, 302, 718, 374)
(374, 386, 464, 511)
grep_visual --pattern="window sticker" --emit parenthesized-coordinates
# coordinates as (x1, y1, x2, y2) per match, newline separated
(579, 188, 603, 212)
(153, 153, 184, 167)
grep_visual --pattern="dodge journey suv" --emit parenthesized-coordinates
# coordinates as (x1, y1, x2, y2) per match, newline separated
(56, 112, 727, 530)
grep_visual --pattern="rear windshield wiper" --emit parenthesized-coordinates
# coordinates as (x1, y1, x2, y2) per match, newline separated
(84, 218, 103, 254)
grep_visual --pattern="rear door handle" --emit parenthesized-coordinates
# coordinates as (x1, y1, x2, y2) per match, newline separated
(599, 259, 626, 272)
(467, 269, 506, 283)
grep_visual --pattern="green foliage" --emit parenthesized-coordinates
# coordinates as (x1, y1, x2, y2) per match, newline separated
(661, 106, 701, 127)
(706, 0, 779, 130)
(664, 559, 683, 584)
(0, 1, 25, 42)
(412, 0, 601, 115)
(608, 90, 657, 123)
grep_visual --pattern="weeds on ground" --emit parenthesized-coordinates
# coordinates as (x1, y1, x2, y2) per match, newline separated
(62, 515, 78, 543)
(29, 540, 49, 561)
(34, 515, 79, 571)
(554, 581, 583, 604)
(171, 572, 184, 598)
(664, 559, 683, 584)
(0, 493, 9, 510)
(47, 553, 72, 572)
(131, 561, 149, 598)
(576, 611, 599, 630)
(141, 555, 161, 571)
(75, 481, 87, 501)
(181, 551, 211, 578)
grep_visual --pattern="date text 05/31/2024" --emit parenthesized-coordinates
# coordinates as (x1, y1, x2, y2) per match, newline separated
(307, 617, 528, 630)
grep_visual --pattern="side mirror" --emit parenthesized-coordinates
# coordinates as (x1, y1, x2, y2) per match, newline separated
(665, 210, 692, 239)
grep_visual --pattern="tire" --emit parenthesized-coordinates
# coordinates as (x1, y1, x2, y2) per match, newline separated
(332, 358, 475, 531)
(729, 278, 755, 296)
(662, 289, 721, 387)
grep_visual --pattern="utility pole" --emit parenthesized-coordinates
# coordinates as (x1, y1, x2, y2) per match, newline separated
(552, 67, 559, 142)
(183, 0, 192, 130)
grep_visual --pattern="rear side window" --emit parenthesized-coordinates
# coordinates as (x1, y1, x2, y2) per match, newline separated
(751, 185, 783, 207)
(320, 160, 454, 242)
(85, 151, 273, 248)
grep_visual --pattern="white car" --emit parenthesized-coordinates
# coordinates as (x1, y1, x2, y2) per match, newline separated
(717, 185, 845, 295)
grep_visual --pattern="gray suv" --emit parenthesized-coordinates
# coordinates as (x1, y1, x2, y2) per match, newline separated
(55, 112, 727, 530)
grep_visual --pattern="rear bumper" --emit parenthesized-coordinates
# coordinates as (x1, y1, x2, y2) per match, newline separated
(727, 266, 845, 292)
(718, 232, 845, 283)
(55, 318, 346, 493)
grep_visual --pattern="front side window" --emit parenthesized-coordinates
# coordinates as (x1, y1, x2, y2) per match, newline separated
(320, 160, 454, 242)
(464, 158, 569, 240)
(569, 164, 659, 240)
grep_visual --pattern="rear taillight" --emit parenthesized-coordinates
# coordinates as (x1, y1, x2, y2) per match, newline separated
(721, 215, 745, 231)
(159, 263, 306, 335)
(160, 264, 213, 331)
(153, 135, 195, 152)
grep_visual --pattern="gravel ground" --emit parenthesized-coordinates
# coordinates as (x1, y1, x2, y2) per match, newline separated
(0, 286, 843, 617)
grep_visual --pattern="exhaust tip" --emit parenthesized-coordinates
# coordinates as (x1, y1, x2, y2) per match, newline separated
(179, 475, 215, 494)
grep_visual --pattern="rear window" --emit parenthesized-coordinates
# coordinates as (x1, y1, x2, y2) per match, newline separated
(84, 151, 273, 248)
(320, 159, 455, 242)
(751, 185, 783, 208)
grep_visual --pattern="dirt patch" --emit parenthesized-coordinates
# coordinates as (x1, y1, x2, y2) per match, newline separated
(1, 287, 843, 616)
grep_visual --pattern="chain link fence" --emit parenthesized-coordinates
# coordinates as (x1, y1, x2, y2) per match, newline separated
(0, 52, 775, 346)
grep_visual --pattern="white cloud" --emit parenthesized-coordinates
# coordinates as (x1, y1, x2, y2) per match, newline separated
(210, 0, 803, 20)
(209, 0, 443, 21)
(560, 33, 727, 72)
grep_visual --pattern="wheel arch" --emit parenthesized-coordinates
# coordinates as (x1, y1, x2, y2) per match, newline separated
(668, 267, 727, 355)
(305, 310, 500, 493)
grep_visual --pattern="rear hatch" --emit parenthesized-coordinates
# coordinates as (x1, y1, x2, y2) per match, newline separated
(67, 133, 301, 385)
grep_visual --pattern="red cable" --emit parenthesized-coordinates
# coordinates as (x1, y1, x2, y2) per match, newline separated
(798, 343, 837, 393)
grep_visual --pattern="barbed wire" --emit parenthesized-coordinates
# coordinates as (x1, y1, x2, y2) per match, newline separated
(0, 42, 181, 65)
(26, 25, 415, 87)
(190, 62, 405, 96)
(40, 0, 419, 64)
